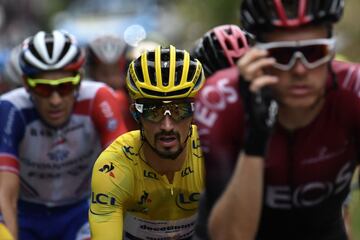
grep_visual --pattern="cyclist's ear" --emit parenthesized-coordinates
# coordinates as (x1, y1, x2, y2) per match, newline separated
(78, 69, 85, 80)
(22, 76, 31, 92)
(130, 104, 141, 123)
(77, 70, 84, 90)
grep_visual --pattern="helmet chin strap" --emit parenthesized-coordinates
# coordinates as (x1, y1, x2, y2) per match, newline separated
(327, 61, 338, 90)
(140, 125, 193, 160)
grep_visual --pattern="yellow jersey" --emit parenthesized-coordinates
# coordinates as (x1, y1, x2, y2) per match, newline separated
(0, 223, 14, 240)
(89, 126, 204, 240)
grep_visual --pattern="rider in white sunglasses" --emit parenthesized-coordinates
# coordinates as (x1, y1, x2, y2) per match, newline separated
(207, 0, 360, 240)
(255, 38, 336, 71)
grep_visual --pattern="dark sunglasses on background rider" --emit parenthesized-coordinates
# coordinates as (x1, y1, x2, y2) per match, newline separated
(256, 38, 336, 71)
(26, 74, 81, 98)
(134, 101, 195, 123)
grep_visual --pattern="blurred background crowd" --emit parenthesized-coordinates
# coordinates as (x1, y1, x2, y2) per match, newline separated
(0, 0, 358, 90)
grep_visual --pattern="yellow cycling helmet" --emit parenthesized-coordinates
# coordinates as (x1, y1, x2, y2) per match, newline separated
(126, 45, 205, 100)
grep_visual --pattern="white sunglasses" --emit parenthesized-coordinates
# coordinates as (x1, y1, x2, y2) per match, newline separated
(134, 102, 195, 122)
(255, 38, 336, 71)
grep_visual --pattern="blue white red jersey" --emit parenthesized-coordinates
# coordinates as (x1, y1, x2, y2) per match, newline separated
(0, 80, 127, 206)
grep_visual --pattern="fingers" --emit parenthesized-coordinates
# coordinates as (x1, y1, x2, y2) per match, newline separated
(245, 58, 276, 83)
(238, 48, 268, 69)
(238, 48, 278, 92)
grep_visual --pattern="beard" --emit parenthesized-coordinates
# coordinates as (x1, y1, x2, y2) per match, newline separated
(153, 130, 184, 160)
(154, 147, 184, 160)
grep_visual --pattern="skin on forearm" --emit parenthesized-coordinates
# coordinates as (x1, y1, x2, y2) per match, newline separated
(0, 172, 19, 240)
(208, 153, 263, 240)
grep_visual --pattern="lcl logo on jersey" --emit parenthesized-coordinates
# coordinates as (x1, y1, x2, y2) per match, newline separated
(99, 162, 115, 178)
(91, 192, 116, 206)
(181, 167, 194, 177)
(176, 192, 200, 210)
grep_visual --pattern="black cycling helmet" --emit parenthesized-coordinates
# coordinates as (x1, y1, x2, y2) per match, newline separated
(241, 0, 344, 34)
(192, 24, 253, 77)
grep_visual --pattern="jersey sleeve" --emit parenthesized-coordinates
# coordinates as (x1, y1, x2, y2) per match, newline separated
(0, 100, 25, 173)
(350, 91, 360, 164)
(89, 145, 134, 240)
(333, 61, 360, 95)
(333, 61, 360, 162)
(91, 86, 128, 148)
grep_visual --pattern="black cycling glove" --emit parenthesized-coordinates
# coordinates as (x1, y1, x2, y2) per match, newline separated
(239, 76, 278, 156)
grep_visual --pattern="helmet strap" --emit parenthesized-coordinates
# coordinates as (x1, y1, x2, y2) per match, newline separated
(140, 125, 146, 141)
(130, 103, 141, 122)
(327, 61, 338, 90)
(321, 22, 334, 38)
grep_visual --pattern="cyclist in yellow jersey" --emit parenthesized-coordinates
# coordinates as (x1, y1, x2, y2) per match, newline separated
(0, 223, 14, 240)
(89, 45, 206, 240)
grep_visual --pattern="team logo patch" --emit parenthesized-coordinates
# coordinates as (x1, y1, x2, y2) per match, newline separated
(123, 145, 138, 161)
(123, 146, 136, 155)
(127, 191, 151, 213)
(176, 192, 200, 211)
(99, 162, 115, 178)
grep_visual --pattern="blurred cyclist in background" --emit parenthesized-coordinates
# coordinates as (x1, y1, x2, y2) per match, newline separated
(208, 0, 360, 239)
(125, 40, 159, 63)
(89, 45, 205, 239)
(0, 30, 127, 240)
(0, 45, 23, 93)
(86, 34, 128, 90)
(86, 36, 160, 131)
(191, 24, 253, 239)
(192, 24, 253, 77)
